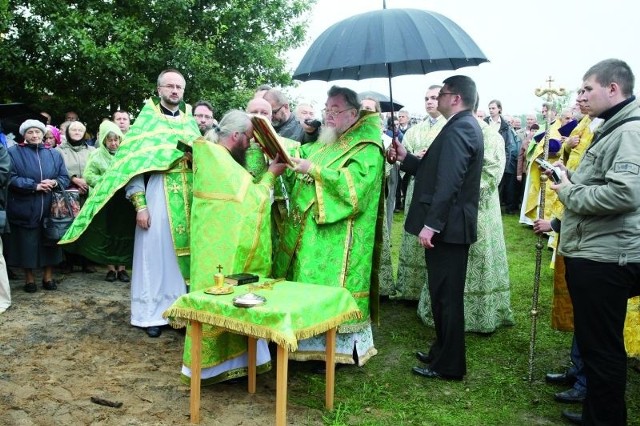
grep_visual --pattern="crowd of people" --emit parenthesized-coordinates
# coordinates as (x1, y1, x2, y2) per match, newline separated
(1, 59, 639, 425)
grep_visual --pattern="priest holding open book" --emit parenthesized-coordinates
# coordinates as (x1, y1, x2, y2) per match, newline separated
(273, 85, 385, 367)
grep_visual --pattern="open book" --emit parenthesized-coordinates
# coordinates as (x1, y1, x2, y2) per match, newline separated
(250, 114, 295, 167)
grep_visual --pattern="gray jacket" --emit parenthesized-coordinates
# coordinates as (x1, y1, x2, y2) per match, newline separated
(558, 100, 640, 264)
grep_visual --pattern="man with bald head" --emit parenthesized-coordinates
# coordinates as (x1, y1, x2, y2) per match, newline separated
(246, 97, 272, 118)
(262, 88, 318, 144)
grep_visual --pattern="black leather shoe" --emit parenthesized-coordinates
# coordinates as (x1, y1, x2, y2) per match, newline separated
(561, 409, 583, 424)
(24, 282, 37, 293)
(146, 326, 162, 338)
(415, 351, 432, 364)
(117, 270, 130, 283)
(412, 366, 462, 381)
(555, 387, 586, 403)
(546, 371, 576, 385)
(105, 270, 117, 282)
(42, 280, 57, 290)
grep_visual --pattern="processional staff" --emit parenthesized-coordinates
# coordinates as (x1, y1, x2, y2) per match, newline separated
(528, 76, 566, 383)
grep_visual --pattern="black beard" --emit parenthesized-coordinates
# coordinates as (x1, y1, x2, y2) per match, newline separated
(229, 145, 247, 167)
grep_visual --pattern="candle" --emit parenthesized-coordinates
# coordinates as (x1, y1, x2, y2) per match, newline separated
(214, 273, 224, 287)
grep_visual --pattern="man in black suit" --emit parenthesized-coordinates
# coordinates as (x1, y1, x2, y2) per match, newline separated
(389, 75, 483, 380)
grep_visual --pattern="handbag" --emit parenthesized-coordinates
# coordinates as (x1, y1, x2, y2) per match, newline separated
(42, 188, 80, 242)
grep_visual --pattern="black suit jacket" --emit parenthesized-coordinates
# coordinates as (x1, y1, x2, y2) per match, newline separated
(401, 110, 483, 245)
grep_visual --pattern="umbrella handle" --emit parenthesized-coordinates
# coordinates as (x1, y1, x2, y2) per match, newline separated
(386, 139, 398, 164)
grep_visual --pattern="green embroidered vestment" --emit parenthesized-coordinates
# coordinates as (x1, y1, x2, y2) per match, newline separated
(59, 98, 201, 279)
(273, 111, 385, 332)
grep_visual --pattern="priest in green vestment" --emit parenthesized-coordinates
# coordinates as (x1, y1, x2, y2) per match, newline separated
(182, 109, 287, 385)
(273, 86, 385, 366)
(60, 69, 201, 338)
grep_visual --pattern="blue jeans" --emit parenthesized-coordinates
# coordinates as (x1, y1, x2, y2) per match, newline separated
(568, 334, 587, 393)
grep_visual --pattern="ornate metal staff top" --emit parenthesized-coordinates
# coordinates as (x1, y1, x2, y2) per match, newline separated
(528, 76, 566, 383)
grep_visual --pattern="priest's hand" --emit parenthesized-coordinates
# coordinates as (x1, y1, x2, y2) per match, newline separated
(268, 154, 287, 177)
(136, 209, 151, 230)
(290, 157, 312, 174)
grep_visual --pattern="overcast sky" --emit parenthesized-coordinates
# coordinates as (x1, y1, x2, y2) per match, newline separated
(286, 0, 639, 117)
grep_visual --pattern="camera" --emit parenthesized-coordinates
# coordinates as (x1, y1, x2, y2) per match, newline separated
(304, 119, 322, 130)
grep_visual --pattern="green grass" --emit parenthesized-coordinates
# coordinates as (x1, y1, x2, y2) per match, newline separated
(288, 212, 640, 425)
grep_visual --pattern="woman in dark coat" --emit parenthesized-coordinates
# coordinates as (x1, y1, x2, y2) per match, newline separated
(6, 120, 70, 292)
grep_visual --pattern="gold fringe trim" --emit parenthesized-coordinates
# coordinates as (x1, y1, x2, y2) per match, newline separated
(288, 351, 356, 365)
(164, 308, 362, 352)
(181, 361, 272, 387)
(287, 347, 378, 366)
(338, 320, 371, 334)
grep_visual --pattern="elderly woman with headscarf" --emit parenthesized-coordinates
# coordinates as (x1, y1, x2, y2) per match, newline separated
(5, 119, 70, 293)
(43, 125, 62, 148)
(57, 120, 95, 273)
(82, 120, 131, 283)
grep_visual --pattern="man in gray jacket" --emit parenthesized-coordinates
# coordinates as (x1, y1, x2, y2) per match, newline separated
(553, 58, 640, 425)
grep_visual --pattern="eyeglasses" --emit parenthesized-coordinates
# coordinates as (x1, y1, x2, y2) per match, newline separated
(194, 114, 213, 120)
(272, 105, 285, 115)
(322, 107, 354, 118)
(437, 92, 457, 98)
(159, 84, 184, 91)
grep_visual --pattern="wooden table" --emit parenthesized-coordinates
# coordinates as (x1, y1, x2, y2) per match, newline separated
(164, 280, 362, 425)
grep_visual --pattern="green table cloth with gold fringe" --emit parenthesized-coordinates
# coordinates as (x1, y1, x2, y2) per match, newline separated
(163, 280, 362, 352)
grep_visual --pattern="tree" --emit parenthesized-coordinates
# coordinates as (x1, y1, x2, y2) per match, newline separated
(0, 0, 314, 130)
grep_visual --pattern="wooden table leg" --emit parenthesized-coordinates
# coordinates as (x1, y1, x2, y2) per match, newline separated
(247, 336, 257, 394)
(190, 321, 202, 424)
(325, 327, 336, 410)
(275, 345, 288, 426)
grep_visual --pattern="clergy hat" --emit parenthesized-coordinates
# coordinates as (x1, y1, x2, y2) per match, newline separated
(549, 139, 561, 154)
(533, 131, 546, 143)
(558, 119, 578, 137)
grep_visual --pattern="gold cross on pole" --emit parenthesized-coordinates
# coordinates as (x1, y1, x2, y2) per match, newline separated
(535, 75, 567, 103)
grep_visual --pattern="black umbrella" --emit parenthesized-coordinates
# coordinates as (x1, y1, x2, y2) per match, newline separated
(293, 7, 488, 131)
(0, 103, 47, 138)
(358, 91, 404, 113)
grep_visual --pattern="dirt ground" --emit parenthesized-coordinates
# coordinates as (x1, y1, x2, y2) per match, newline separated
(0, 267, 325, 426)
